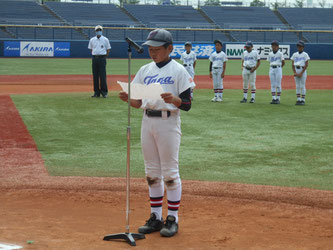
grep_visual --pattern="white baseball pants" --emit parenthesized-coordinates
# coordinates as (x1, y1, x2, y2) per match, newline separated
(212, 67, 224, 89)
(294, 68, 307, 96)
(242, 68, 256, 90)
(141, 111, 182, 188)
(269, 67, 282, 93)
(185, 66, 196, 88)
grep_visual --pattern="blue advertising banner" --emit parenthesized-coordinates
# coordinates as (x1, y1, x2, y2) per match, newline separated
(3, 41, 70, 57)
(54, 42, 70, 57)
(1, 40, 333, 60)
(4, 41, 20, 57)
(170, 43, 215, 59)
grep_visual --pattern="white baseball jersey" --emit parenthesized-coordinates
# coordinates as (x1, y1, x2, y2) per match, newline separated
(209, 51, 228, 68)
(180, 51, 196, 66)
(242, 50, 260, 68)
(180, 51, 197, 79)
(267, 51, 284, 66)
(290, 51, 310, 67)
(132, 59, 194, 111)
(88, 35, 111, 55)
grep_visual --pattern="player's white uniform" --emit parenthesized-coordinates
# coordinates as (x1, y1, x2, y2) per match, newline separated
(180, 51, 196, 79)
(267, 51, 284, 99)
(290, 51, 310, 101)
(209, 51, 228, 101)
(132, 59, 194, 222)
(242, 50, 260, 97)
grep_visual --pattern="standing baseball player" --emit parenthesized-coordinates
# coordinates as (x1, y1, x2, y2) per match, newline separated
(291, 40, 310, 105)
(88, 25, 111, 98)
(241, 41, 260, 103)
(267, 40, 285, 104)
(209, 40, 227, 102)
(119, 29, 194, 237)
(180, 42, 196, 100)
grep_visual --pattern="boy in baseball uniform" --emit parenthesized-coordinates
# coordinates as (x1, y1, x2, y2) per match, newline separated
(241, 41, 260, 103)
(291, 40, 310, 105)
(180, 42, 197, 100)
(209, 40, 228, 102)
(119, 29, 194, 237)
(267, 40, 285, 104)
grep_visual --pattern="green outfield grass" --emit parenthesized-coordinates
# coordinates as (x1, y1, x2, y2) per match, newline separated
(1, 58, 333, 76)
(12, 90, 333, 190)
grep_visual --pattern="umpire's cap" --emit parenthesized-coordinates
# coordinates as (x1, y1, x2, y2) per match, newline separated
(296, 40, 305, 47)
(143, 29, 173, 47)
(185, 41, 192, 46)
(95, 25, 103, 31)
(245, 41, 253, 47)
(214, 40, 222, 46)
(271, 40, 279, 46)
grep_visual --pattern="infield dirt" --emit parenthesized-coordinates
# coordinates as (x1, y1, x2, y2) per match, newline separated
(0, 75, 332, 94)
(0, 76, 332, 249)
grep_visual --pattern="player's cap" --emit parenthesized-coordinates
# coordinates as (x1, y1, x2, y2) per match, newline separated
(185, 41, 192, 46)
(245, 41, 253, 47)
(214, 40, 222, 46)
(142, 29, 173, 47)
(95, 25, 103, 31)
(296, 40, 305, 47)
(271, 40, 279, 46)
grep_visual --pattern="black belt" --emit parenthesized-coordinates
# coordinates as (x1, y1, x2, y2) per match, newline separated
(213, 67, 222, 69)
(245, 67, 254, 71)
(296, 66, 304, 69)
(271, 65, 281, 68)
(183, 64, 192, 67)
(145, 109, 171, 117)
(93, 55, 106, 58)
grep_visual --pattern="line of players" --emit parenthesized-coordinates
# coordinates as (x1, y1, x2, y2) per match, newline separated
(180, 40, 310, 106)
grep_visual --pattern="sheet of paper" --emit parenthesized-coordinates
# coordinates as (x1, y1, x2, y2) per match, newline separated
(117, 81, 164, 100)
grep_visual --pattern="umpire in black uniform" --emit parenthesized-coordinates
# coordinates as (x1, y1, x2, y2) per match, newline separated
(88, 25, 111, 98)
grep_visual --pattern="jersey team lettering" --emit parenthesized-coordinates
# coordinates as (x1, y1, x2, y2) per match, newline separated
(144, 75, 175, 85)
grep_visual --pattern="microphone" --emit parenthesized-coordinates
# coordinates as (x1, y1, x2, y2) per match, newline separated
(125, 37, 144, 54)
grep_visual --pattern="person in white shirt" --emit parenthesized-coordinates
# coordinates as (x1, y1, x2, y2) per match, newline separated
(241, 41, 260, 103)
(119, 29, 194, 238)
(267, 40, 285, 104)
(88, 25, 111, 98)
(291, 40, 310, 105)
(209, 40, 228, 102)
(180, 42, 197, 100)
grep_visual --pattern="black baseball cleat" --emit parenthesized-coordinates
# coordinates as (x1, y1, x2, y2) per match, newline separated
(102, 94, 108, 98)
(240, 98, 247, 103)
(300, 100, 305, 105)
(250, 98, 255, 103)
(160, 215, 178, 237)
(275, 99, 280, 104)
(138, 213, 163, 234)
(91, 94, 100, 98)
(270, 99, 276, 104)
(295, 100, 302, 105)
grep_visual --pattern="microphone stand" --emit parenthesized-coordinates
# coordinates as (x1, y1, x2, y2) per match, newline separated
(103, 43, 145, 246)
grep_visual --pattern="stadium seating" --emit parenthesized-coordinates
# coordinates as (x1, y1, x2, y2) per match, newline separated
(278, 8, 333, 30)
(45, 2, 139, 27)
(0, 28, 13, 39)
(200, 6, 286, 29)
(231, 31, 299, 42)
(0, 0, 62, 25)
(0, 1, 331, 43)
(123, 4, 213, 28)
(303, 32, 333, 43)
(7, 26, 86, 40)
